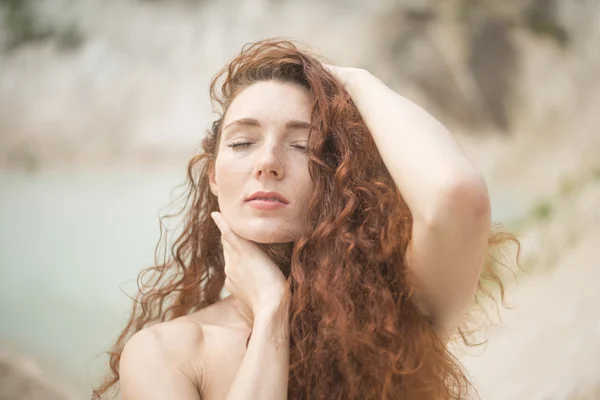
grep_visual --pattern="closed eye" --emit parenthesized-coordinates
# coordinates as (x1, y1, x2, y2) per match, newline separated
(227, 141, 253, 149)
(227, 142, 307, 152)
(291, 144, 307, 152)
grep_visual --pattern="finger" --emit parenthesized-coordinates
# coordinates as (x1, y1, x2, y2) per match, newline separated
(220, 237, 240, 264)
(211, 212, 239, 249)
(221, 238, 232, 264)
(211, 213, 241, 265)
(211, 212, 265, 259)
(323, 63, 339, 74)
(322, 64, 348, 87)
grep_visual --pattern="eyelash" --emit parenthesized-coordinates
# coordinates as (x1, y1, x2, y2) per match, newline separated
(227, 141, 307, 151)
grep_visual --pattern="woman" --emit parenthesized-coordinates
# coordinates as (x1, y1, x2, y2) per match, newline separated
(93, 39, 519, 399)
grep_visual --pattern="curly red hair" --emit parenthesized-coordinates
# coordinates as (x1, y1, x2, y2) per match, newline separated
(93, 38, 520, 400)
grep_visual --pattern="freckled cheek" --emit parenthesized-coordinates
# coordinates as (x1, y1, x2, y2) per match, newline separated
(215, 161, 250, 200)
(290, 175, 314, 210)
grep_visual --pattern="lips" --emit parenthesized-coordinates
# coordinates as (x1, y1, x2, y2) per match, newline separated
(245, 191, 289, 204)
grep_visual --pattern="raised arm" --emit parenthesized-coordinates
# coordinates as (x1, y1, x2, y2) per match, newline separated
(329, 67, 491, 341)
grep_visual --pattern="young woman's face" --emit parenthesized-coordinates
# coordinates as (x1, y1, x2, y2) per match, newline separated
(210, 80, 314, 243)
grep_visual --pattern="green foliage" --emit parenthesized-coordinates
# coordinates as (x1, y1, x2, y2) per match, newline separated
(456, 0, 569, 48)
(507, 165, 600, 276)
(531, 200, 552, 222)
(525, 0, 569, 46)
(3, 0, 52, 50)
(558, 165, 600, 199)
(514, 165, 600, 232)
(55, 25, 85, 51)
(1, 0, 85, 52)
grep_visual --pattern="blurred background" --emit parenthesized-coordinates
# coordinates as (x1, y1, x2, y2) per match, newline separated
(0, 0, 598, 399)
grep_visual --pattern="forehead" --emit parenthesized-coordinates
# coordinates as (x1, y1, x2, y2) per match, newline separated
(224, 81, 312, 123)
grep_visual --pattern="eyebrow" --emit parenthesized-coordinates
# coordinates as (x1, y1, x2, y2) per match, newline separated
(222, 117, 311, 132)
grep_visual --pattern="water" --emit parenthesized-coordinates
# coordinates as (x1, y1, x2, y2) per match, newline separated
(0, 169, 518, 394)
(0, 169, 186, 394)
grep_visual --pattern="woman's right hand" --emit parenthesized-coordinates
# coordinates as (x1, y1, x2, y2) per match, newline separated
(210, 211, 288, 321)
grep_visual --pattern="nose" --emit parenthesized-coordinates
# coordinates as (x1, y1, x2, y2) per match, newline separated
(253, 144, 285, 180)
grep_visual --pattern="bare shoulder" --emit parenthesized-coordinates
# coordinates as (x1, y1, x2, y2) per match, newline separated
(120, 317, 206, 399)
(119, 298, 249, 400)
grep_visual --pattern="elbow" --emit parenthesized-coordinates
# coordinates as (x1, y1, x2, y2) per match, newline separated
(426, 174, 492, 228)
(450, 174, 491, 221)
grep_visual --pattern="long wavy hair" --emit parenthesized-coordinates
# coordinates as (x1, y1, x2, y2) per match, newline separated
(93, 38, 520, 400)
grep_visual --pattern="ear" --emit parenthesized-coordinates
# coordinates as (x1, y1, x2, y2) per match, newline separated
(209, 165, 218, 197)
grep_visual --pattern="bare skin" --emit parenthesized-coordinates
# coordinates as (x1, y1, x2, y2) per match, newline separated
(119, 294, 271, 400)
(120, 81, 304, 400)
(177, 297, 257, 399)
(119, 66, 491, 399)
(120, 211, 290, 400)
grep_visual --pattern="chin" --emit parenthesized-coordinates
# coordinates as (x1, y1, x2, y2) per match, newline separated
(231, 221, 298, 244)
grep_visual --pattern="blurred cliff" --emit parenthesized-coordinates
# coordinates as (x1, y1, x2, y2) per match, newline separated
(1, 0, 599, 399)
(1, 0, 598, 179)
(0, 350, 78, 400)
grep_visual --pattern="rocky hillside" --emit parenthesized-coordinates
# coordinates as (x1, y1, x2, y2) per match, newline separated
(0, 350, 78, 400)
(1, 1, 598, 399)
(455, 166, 600, 400)
(0, 0, 598, 174)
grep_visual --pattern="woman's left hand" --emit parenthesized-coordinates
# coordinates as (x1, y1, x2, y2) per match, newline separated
(323, 64, 367, 88)
(210, 211, 288, 322)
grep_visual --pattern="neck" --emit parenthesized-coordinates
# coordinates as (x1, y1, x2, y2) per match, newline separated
(227, 295, 254, 329)
(256, 241, 294, 278)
